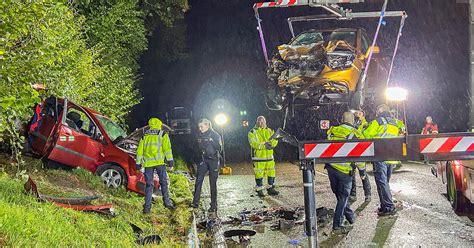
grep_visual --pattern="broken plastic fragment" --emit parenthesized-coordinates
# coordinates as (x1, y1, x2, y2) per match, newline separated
(288, 239, 301, 246)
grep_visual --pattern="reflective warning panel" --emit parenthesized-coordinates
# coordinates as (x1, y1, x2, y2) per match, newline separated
(254, 0, 364, 9)
(420, 137, 474, 154)
(304, 142, 374, 158)
(299, 133, 474, 163)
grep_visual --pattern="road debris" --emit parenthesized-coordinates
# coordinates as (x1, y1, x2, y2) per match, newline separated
(23, 176, 115, 216)
(130, 223, 162, 245)
(288, 239, 302, 247)
(223, 229, 256, 246)
(199, 206, 333, 233)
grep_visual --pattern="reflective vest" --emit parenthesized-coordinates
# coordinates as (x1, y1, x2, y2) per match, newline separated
(327, 123, 364, 174)
(363, 116, 399, 139)
(363, 115, 400, 164)
(136, 129, 173, 167)
(396, 118, 406, 135)
(327, 123, 364, 141)
(248, 127, 278, 162)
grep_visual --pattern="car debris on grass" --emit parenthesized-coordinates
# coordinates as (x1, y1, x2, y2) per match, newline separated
(0, 156, 194, 246)
(24, 176, 116, 216)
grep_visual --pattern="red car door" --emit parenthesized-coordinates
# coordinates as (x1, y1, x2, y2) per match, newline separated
(48, 100, 103, 171)
(29, 97, 62, 156)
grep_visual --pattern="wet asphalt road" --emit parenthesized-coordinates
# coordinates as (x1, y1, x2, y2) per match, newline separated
(194, 162, 474, 247)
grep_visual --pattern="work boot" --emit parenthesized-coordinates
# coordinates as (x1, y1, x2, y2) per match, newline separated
(267, 186, 279, 196)
(208, 207, 217, 213)
(377, 209, 397, 217)
(257, 190, 265, 197)
(143, 208, 151, 214)
(347, 213, 357, 225)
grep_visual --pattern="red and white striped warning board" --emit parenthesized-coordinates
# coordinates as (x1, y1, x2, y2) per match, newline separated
(254, 0, 360, 9)
(420, 137, 474, 154)
(304, 142, 374, 158)
(254, 0, 300, 9)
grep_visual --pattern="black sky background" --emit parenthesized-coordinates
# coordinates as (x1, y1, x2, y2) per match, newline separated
(131, 0, 470, 162)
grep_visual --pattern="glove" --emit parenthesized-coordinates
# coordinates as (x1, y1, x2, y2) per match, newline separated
(264, 142, 273, 150)
(136, 163, 142, 171)
(167, 160, 175, 168)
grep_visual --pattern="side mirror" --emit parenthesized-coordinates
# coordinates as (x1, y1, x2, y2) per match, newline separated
(365, 45, 380, 58)
(372, 45, 380, 54)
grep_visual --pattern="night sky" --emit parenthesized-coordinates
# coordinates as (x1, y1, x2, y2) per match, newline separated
(131, 0, 470, 162)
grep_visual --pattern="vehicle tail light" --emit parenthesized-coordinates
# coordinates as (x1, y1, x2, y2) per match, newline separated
(453, 160, 462, 168)
(452, 160, 467, 191)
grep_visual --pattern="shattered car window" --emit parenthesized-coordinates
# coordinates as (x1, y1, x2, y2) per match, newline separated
(290, 32, 324, 46)
(95, 115, 127, 143)
(327, 31, 356, 47)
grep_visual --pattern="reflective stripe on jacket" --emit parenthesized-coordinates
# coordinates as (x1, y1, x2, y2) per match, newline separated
(363, 114, 400, 164)
(248, 127, 278, 162)
(136, 129, 173, 167)
(363, 116, 399, 139)
(327, 123, 364, 141)
(327, 123, 364, 174)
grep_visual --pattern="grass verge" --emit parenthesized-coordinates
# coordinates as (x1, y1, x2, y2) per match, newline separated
(0, 155, 193, 247)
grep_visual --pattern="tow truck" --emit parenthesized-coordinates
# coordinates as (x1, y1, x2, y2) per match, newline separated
(253, 1, 474, 247)
(254, 0, 406, 117)
(166, 106, 192, 135)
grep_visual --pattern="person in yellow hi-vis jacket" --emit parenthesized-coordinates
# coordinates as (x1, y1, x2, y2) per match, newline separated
(350, 111, 372, 202)
(136, 118, 175, 213)
(390, 109, 406, 171)
(248, 116, 278, 197)
(364, 104, 400, 217)
(326, 111, 362, 234)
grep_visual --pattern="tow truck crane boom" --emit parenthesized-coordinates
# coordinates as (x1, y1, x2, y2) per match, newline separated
(253, 1, 404, 247)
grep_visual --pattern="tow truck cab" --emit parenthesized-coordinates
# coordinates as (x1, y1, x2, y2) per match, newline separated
(166, 106, 191, 135)
(28, 97, 159, 195)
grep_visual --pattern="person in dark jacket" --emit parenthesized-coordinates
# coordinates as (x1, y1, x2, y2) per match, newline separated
(190, 118, 222, 212)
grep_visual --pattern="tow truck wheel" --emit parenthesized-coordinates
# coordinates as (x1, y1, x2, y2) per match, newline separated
(96, 164, 128, 189)
(446, 162, 465, 212)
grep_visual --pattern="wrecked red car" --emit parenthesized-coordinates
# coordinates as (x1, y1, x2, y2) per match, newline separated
(27, 97, 158, 194)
